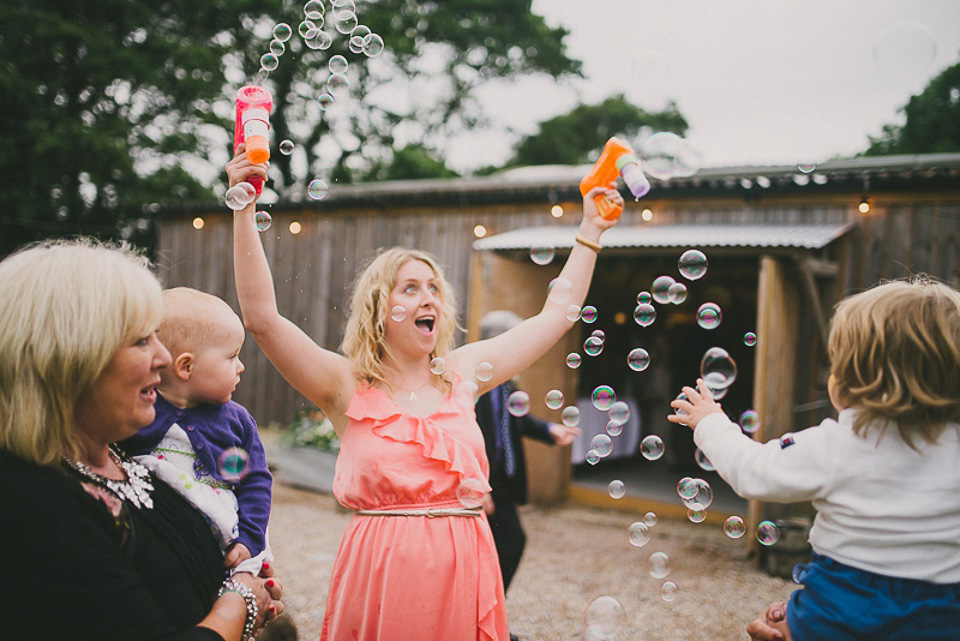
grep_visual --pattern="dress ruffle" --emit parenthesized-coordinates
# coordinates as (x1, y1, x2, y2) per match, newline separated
(345, 381, 492, 494)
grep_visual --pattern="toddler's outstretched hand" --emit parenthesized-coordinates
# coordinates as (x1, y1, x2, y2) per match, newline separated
(225, 542, 253, 569)
(667, 378, 724, 430)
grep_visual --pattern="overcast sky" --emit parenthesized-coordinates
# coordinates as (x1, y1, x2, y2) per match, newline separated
(443, 0, 960, 172)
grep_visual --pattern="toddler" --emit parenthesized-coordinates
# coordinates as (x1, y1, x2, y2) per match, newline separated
(670, 277, 960, 641)
(120, 287, 273, 575)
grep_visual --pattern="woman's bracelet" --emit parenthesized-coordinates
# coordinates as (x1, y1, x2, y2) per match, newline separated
(575, 234, 602, 253)
(218, 578, 259, 641)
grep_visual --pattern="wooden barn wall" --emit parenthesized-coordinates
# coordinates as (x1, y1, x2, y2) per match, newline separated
(155, 194, 959, 427)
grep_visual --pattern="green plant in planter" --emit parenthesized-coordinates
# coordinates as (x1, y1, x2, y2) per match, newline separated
(284, 407, 340, 452)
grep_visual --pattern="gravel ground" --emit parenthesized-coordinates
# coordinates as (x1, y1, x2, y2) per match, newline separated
(268, 483, 795, 640)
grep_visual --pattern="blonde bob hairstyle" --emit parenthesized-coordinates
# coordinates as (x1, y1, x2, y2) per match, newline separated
(0, 238, 162, 466)
(828, 276, 960, 447)
(341, 247, 459, 391)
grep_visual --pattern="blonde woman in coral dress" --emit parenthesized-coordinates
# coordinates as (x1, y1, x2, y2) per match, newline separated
(228, 149, 620, 640)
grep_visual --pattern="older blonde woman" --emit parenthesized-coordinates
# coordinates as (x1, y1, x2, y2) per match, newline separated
(229, 150, 620, 641)
(0, 239, 283, 641)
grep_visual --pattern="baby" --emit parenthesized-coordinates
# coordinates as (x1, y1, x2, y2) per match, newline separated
(120, 287, 273, 575)
(670, 277, 960, 641)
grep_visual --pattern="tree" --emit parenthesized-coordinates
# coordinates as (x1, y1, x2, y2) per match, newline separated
(864, 60, 960, 156)
(0, 0, 581, 257)
(505, 94, 689, 167)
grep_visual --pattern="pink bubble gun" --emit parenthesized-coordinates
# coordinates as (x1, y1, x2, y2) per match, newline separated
(580, 136, 651, 220)
(234, 85, 273, 195)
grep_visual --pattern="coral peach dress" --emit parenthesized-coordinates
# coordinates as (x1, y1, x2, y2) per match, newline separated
(320, 374, 509, 641)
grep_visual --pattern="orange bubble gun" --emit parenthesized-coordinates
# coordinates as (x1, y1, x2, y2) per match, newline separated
(580, 136, 651, 219)
(234, 85, 273, 195)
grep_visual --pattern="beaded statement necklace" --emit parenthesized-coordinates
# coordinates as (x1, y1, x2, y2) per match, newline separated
(64, 447, 155, 509)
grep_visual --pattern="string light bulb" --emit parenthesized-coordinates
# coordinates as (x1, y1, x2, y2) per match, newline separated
(858, 198, 871, 214)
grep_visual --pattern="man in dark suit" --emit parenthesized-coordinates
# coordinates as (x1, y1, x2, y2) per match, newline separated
(476, 311, 580, 595)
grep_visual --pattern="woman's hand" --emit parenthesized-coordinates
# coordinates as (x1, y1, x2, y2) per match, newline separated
(225, 144, 269, 190)
(580, 186, 622, 240)
(232, 566, 284, 628)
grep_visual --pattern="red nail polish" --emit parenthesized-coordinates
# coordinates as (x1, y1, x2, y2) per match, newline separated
(266, 579, 275, 588)
(262, 562, 270, 570)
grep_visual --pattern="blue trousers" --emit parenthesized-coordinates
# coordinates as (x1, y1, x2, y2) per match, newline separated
(787, 553, 960, 641)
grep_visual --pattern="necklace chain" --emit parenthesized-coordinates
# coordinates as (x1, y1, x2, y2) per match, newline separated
(64, 447, 155, 509)
(392, 373, 434, 401)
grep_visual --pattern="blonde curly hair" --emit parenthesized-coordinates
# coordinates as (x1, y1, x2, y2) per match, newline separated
(341, 247, 459, 392)
(828, 276, 960, 447)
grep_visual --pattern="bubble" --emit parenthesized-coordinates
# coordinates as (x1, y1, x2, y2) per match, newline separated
(590, 329, 606, 342)
(633, 304, 656, 327)
(298, 20, 317, 38)
(307, 30, 333, 50)
(591, 385, 616, 411)
(676, 477, 697, 499)
(708, 384, 729, 401)
(530, 246, 555, 265)
(545, 389, 564, 410)
(678, 249, 708, 280)
(640, 435, 665, 461)
(389, 305, 406, 322)
(273, 23, 293, 42)
(757, 521, 781, 546)
(583, 336, 604, 356)
(279, 139, 295, 155)
(584, 595, 626, 641)
(259, 53, 280, 71)
(700, 346, 737, 390)
(335, 11, 358, 34)
(641, 131, 684, 181)
(590, 433, 612, 457)
(219, 447, 250, 481)
(744, 331, 758, 347)
(667, 282, 688, 304)
(637, 291, 652, 305)
(695, 448, 715, 471)
(696, 302, 722, 329)
(607, 480, 625, 499)
(643, 511, 658, 527)
(429, 357, 446, 375)
(565, 305, 581, 322)
(475, 362, 494, 383)
(307, 178, 329, 200)
(585, 450, 600, 465)
(325, 72, 350, 94)
(506, 391, 530, 417)
(581, 306, 598, 323)
(687, 507, 707, 523)
(269, 39, 286, 56)
(317, 93, 335, 111)
(651, 275, 676, 304)
(254, 210, 272, 232)
(224, 182, 257, 210)
(348, 34, 365, 54)
(605, 420, 623, 437)
(350, 24, 371, 39)
(548, 277, 573, 304)
(724, 515, 746, 539)
(608, 401, 630, 425)
(681, 478, 714, 509)
(565, 353, 582, 369)
(562, 406, 581, 428)
(739, 409, 761, 434)
(363, 33, 385, 58)
(872, 20, 938, 82)
(649, 551, 671, 579)
(456, 477, 485, 509)
(797, 162, 817, 174)
(628, 521, 651, 547)
(660, 581, 679, 602)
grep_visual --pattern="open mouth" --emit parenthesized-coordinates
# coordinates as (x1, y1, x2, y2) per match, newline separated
(414, 315, 436, 334)
(140, 385, 157, 401)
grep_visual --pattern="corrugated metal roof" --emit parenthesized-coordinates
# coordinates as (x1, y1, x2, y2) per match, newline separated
(473, 222, 855, 252)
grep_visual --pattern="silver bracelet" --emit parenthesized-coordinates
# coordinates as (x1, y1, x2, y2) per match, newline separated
(218, 578, 259, 641)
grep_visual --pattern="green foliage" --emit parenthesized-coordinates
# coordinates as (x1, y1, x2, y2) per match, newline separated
(864, 60, 960, 156)
(282, 407, 340, 451)
(507, 94, 689, 167)
(364, 144, 459, 181)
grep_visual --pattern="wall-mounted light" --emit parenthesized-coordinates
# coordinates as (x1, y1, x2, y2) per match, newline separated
(641, 208, 653, 222)
(289, 221, 302, 234)
(858, 197, 871, 214)
(473, 224, 487, 238)
(192, 217, 204, 230)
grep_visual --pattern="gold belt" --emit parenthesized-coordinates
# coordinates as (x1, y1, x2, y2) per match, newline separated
(354, 507, 482, 518)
